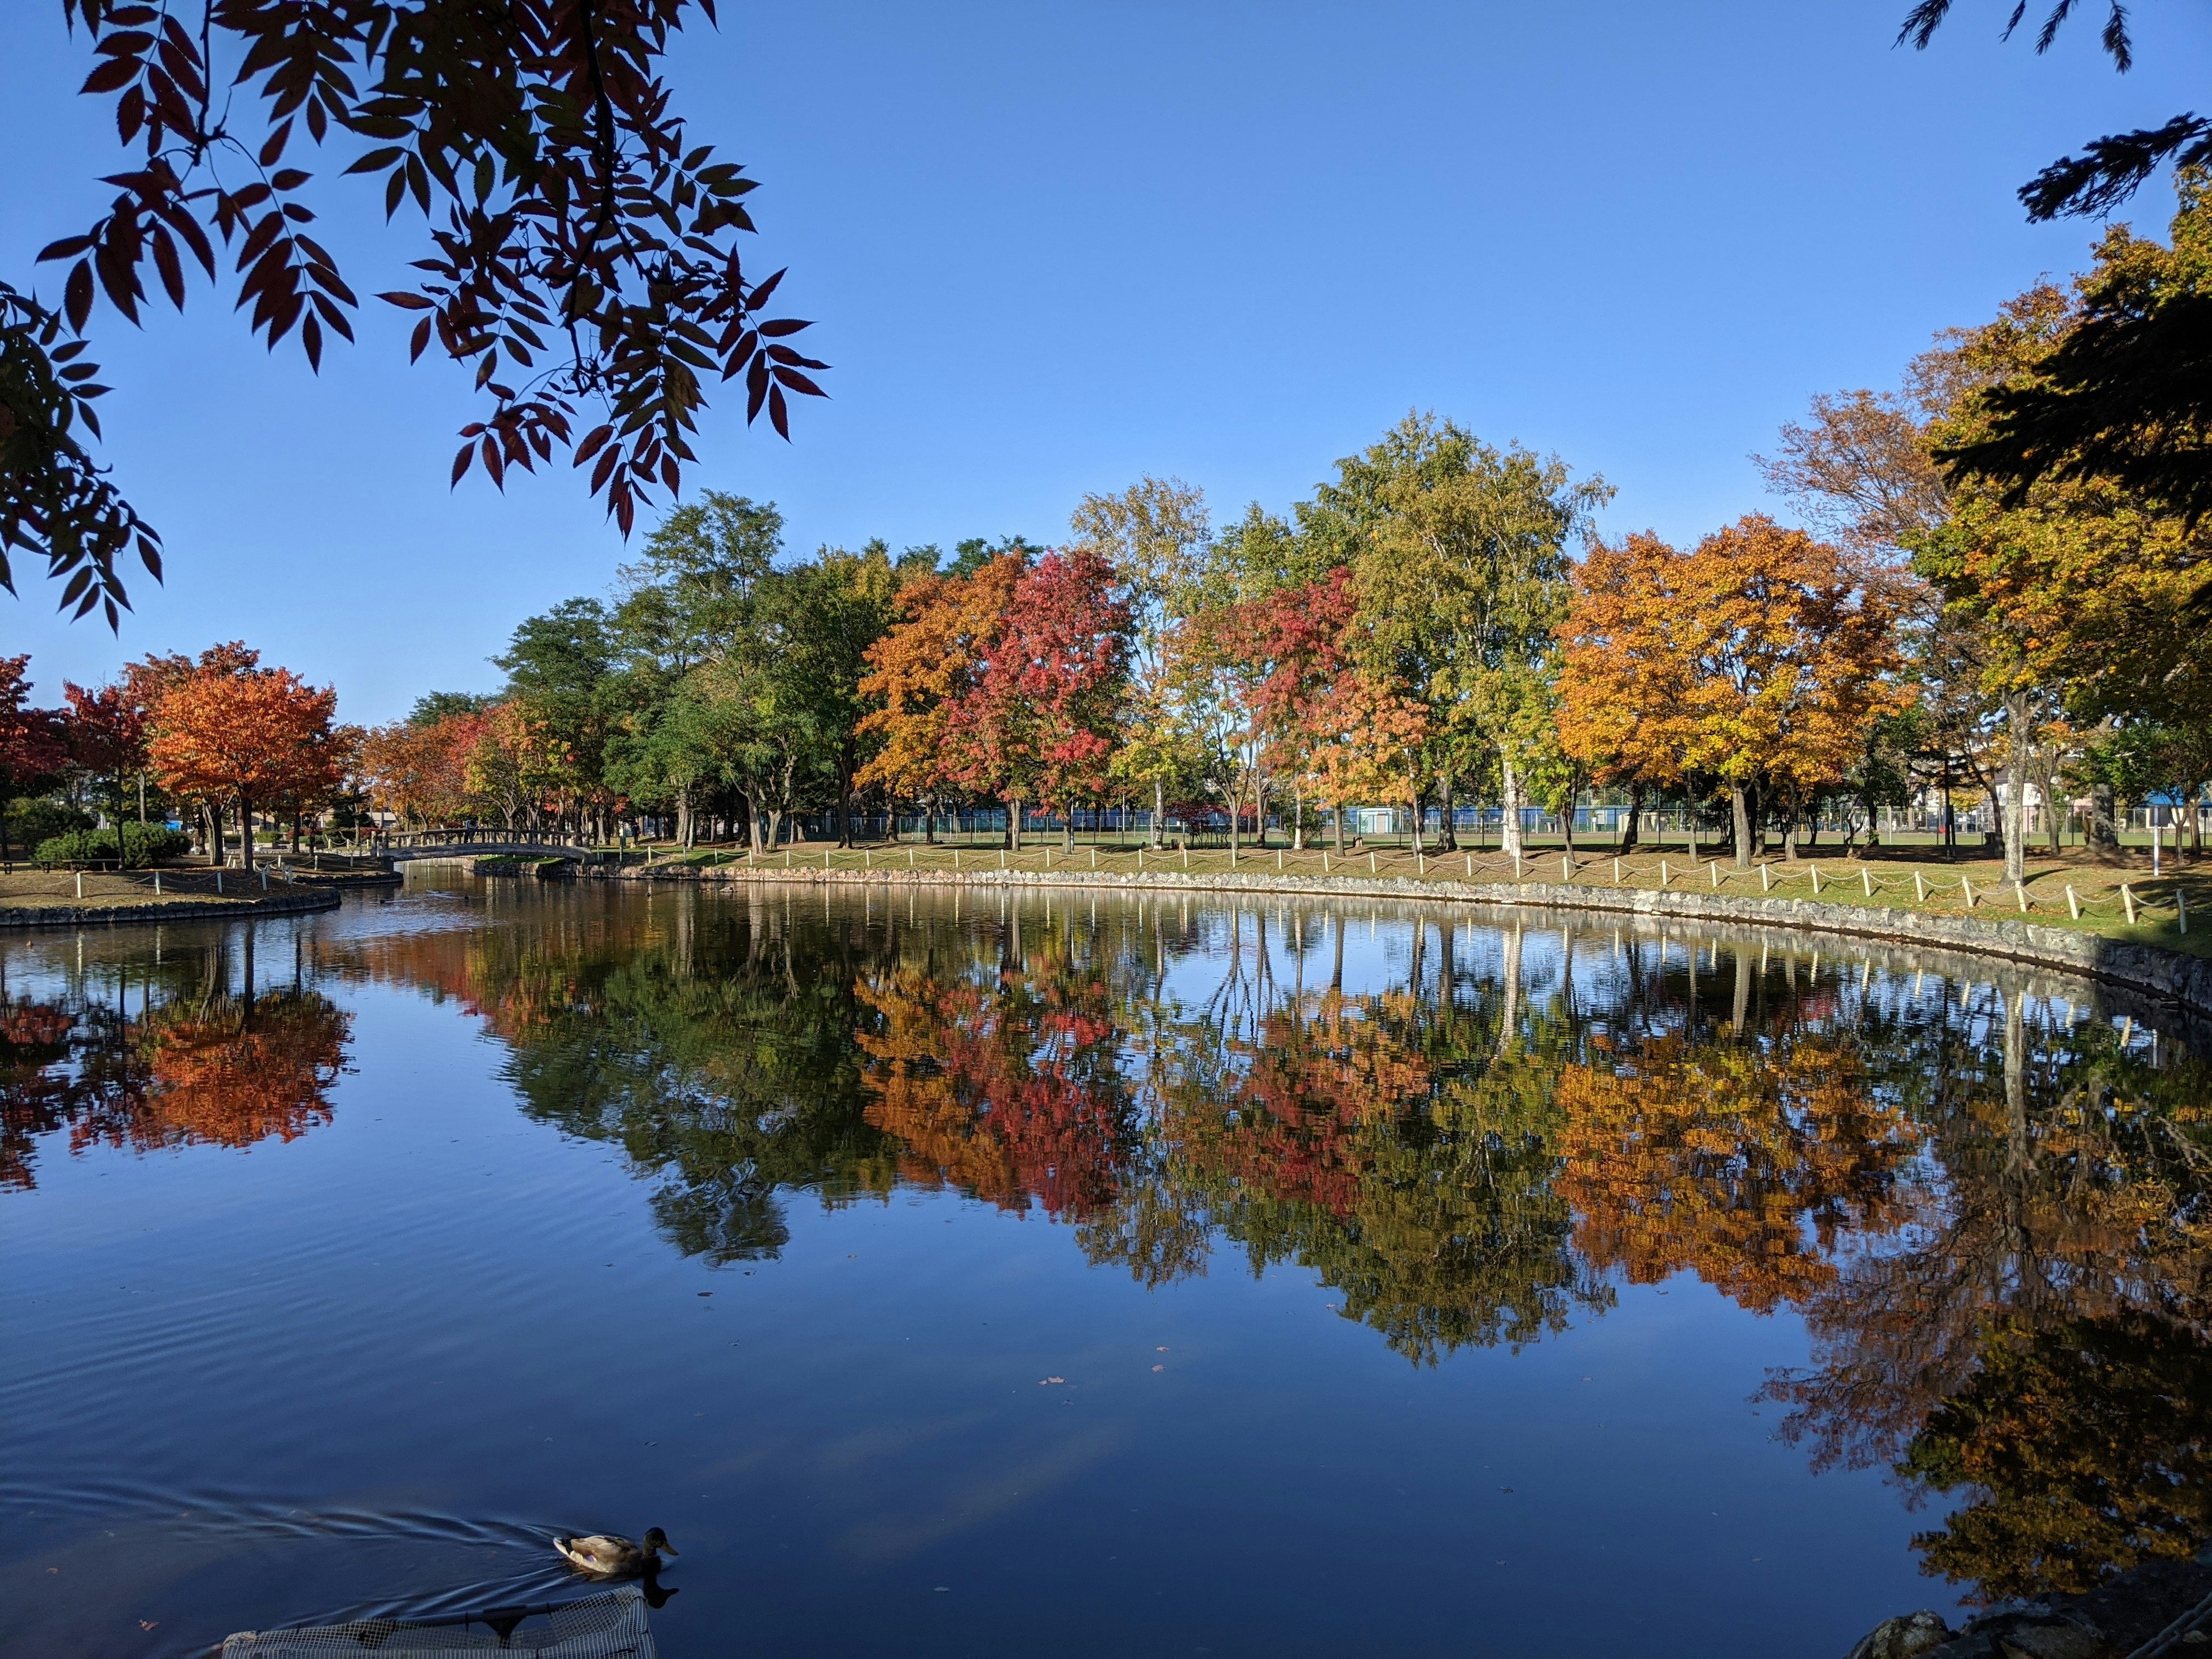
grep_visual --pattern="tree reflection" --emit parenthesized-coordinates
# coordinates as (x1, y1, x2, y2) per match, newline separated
(0, 933, 349, 1186)
(189, 886, 2212, 1604)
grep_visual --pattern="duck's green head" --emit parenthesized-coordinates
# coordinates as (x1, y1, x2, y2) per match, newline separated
(643, 1528, 676, 1556)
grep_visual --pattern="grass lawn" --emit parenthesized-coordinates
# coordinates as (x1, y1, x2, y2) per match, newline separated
(0, 868, 285, 911)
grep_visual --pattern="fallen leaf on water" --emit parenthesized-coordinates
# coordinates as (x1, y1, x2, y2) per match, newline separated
(698, 1291, 713, 1298)
(140, 1621, 158, 1631)
(1040, 1376, 1066, 1385)
(1155, 1346, 1168, 1352)
(1152, 1365, 1165, 1372)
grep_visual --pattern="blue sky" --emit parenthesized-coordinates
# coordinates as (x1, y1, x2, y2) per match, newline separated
(5, 1, 2209, 722)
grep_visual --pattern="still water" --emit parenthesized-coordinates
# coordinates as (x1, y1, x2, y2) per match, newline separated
(4, 873, 2208, 1656)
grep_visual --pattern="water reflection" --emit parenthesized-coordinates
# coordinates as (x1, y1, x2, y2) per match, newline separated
(11, 884, 2212, 1609)
(2, 930, 350, 1189)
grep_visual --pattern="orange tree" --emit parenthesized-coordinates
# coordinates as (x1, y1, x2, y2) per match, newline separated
(857, 554, 1023, 840)
(1554, 532, 1695, 850)
(148, 664, 339, 870)
(125, 641, 261, 855)
(1300, 668, 1430, 855)
(1558, 516, 1906, 865)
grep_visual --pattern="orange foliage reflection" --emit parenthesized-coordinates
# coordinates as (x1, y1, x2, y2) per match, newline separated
(1556, 1032, 1922, 1313)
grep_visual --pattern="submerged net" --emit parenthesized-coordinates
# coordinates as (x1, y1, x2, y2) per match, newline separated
(219, 1588, 655, 1659)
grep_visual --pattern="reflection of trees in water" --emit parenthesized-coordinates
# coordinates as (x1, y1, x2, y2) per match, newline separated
(327, 888, 2212, 1602)
(1758, 998, 2212, 1600)
(0, 932, 349, 1188)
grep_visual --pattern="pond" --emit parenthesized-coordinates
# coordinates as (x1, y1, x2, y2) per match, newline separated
(4, 873, 2209, 1657)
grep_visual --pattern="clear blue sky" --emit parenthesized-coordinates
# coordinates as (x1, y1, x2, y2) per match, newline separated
(5, 1, 2208, 722)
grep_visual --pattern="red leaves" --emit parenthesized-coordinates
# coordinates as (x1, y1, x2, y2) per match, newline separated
(23, 0, 831, 624)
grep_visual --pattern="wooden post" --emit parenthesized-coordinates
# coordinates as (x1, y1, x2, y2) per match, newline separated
(1567, 855, 1577, 884)
(2014, 881, 2027, 913)
(1809, 863, 1821, 895)
(1913, 870, 1926, 903)
(2123, 884, 2137, 925)
(1862, 866, 1872, 898)
(1760, 863, 1770, 893)
(1659, 859, 1669, 887)
(1708, 861, 1718, 889)
(1961, 876, 1976, 908)
(2066, 883, 2080, 919)
(1369, 851, 1377, 874)
(2180, 888, 2189, 935)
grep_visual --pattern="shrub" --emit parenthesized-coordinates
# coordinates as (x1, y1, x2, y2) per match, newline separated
(5, 798, 93, 853)
(37, 824, 194, 866)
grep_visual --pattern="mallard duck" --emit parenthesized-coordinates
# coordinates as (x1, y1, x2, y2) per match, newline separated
(553, 1528, 676, 1577)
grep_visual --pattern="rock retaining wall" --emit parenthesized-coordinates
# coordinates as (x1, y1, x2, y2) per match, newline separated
(0, 884, 342, 931)
(590, 862, 2212, 1018)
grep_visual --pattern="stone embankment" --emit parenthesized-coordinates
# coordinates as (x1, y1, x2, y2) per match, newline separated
(588, 861, 2212, 1018)
(0, 884, 342, 930)
(1847, 1558, 2212, 1658)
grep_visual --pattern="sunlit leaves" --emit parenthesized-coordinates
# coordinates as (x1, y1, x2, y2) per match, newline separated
(17, 0, 828, 618)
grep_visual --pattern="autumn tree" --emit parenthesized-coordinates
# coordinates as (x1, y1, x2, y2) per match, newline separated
(947, 547, 1132, 850)
(0, 655, 67, 863)
(1558, 517, 1906, 865)
(7, 1, 827, 623)
(360, 713, 478, 828)
(149, 664, 339, 871)
(1916, 186, 2212, 872)
(60, 680, 147, 865)
(1902, 3, 2212, 519)
(124, 639, 258, 858)
(1070, 477, 1214, 844)
(856, 553, 1025, 842)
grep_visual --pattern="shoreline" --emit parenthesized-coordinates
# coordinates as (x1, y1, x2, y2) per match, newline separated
(0, 884, 343, 931)
(590, 861, 2212, 1018)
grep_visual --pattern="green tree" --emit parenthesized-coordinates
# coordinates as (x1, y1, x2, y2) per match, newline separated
(494, 599, 615, 840)
(1308, 412, 1607, 856)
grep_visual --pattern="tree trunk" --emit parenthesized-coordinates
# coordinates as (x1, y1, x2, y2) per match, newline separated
(237, 793, 255, 873)
(1618, 783, 1643, 853)
(1410, 782, 1426, 855)
(1499, 755, 1526, 858)
(2089, 780, 2120, 858)
(2002, 690, 2031, 883)
(1731, 785, 1752, 869)
(1440, 771, 1457, 852)
(1009, 798, 1022, 851)
(1332, 798, 1347, 856)
(1293, 782, 1305, 851)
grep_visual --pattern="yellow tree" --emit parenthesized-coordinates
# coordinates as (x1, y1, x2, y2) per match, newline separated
(1558, 517, 1905, 865)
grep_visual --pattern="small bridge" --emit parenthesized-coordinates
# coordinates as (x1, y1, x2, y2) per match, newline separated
(370, 829, 596, 862)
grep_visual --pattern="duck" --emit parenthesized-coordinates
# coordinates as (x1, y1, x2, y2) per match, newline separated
(553, 1528, 676, 1577)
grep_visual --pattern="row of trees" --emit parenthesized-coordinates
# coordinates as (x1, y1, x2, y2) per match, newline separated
(410, 173, 2206, 870)
(0, 644, 346, 868)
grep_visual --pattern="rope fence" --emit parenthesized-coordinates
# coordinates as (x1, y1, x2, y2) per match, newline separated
(664, 841, 2198, 935)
